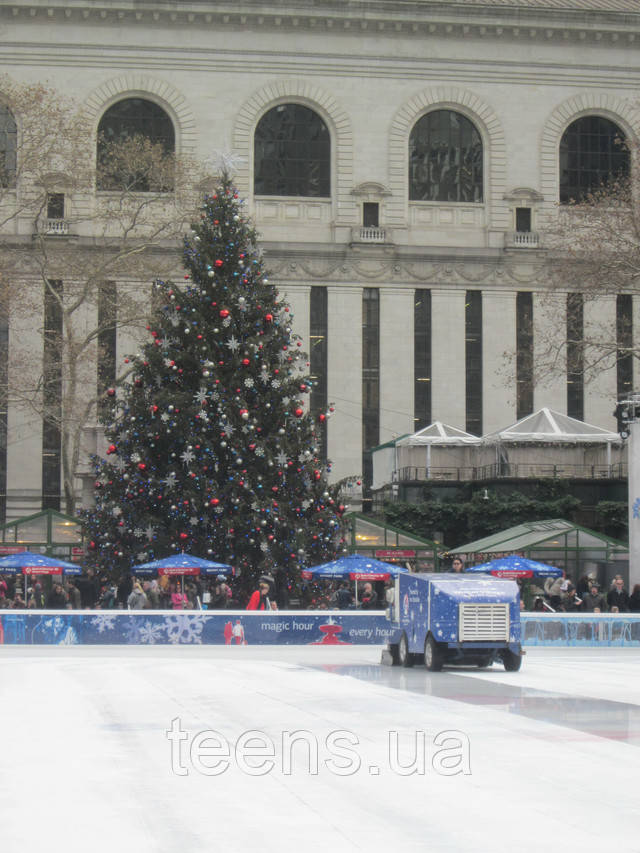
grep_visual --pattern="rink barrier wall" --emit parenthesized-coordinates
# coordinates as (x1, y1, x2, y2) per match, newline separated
(0, 610, 395, 646)
(1, 610, 640, 646)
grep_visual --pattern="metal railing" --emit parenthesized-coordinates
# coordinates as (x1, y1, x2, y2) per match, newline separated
(395, 462, 627, 482)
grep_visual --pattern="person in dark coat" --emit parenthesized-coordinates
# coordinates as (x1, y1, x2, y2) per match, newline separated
(47, 583, 68, 609)
(607, 577, 630, 613)
(358, 582, 378, 610)
(335, 582, 354, 609)
(581, 583, 606, 612)
(117, 574, 133, 608)
(210, 577, 232, 609)
(66, 580, 82, 609)
(628, 584, 640, 613)
(77, 569, 99, 608)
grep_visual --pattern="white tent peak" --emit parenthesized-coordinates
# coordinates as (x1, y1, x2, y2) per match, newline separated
(484, 407, 621, 444)
(397, 422, 481, 446)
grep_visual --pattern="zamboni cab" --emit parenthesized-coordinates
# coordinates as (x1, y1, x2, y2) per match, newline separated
(383, 572, 523, 672)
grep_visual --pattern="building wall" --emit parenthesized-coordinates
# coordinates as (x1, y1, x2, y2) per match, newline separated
(0, 0, 638, 516)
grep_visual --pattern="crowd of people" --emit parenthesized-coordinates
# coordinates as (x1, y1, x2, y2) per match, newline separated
(0, 564, 639, 613)
(0, 568, 393, 612)
(0, 570, 238, 612)
(531, 573, 640, 614)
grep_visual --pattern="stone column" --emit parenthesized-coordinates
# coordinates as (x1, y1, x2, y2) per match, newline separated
(379, 287, 414, 443)
(327, 285, 362, 482)
(584, 295, 617, 428)
(483, 290, 517, 433)
(279, 284, 310, 348)
(533, 292, 566, 412)
(431, 288, 466, 429)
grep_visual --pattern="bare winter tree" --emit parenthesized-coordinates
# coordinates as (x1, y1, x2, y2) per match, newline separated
(0, 77, 207, 514)
(512, 136, 637, 398)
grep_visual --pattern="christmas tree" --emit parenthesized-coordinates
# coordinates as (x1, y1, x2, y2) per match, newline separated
(83, 174, 347, 591)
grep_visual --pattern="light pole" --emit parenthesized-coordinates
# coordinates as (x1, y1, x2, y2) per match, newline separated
(614, 395, 640, 588)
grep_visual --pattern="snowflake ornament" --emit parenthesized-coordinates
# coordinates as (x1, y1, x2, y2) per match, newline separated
(163, 473, 177, 490)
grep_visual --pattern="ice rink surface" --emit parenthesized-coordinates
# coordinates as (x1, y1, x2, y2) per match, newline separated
(1, 645, 639, 853)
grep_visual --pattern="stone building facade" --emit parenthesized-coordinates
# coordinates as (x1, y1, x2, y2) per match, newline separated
(0, 0, 638, 518)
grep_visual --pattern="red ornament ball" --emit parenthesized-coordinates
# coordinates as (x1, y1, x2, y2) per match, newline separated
(294, 407, 304, 418)
(107, 444, 116, 455)
(265, 314, 273, 323)
(219, 309, 230, 319)
(215, 259, 223, 268)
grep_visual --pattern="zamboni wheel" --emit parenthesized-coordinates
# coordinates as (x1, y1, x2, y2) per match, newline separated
(502, 649, 522, 672)
(381, 644, 400, 666)
(398, 633, 413, 668)
(476, 655, 493, 668)
(424, 635, 444, 672)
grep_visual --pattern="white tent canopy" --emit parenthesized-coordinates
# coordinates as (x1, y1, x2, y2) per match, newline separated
(483, 407, 622, 445)
(396, 422, 482, 446)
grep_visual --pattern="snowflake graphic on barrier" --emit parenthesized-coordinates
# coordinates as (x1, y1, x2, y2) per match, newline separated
(123, 617, 143, 644)
(90, 614, 118, 634)
(138, 621, 165, 645)
(633, 498, 640, 520)
(165, 613, 207, 644)
(58, 625, 79, 645)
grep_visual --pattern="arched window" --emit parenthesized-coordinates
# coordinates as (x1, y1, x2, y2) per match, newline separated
(97, 98, 175, 191)
(559, 115, 628, 203)
(254, 104, 330, 197)
(409, 110, 483, 203)
(0, 105, 17, 188)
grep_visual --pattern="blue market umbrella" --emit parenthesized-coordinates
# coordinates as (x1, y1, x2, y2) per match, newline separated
(132, 553, 233, 577)
(302, 553, 407, 581)
(0, 550, 82, 602)
(131, 553, 233, 610)
(464, 554, 563, 579)
(302, 553, 408, 606)
(0, 550, 81, 576)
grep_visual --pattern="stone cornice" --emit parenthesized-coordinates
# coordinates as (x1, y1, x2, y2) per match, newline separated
(3, 1, 640, 47)
(262, 241, 545, 286)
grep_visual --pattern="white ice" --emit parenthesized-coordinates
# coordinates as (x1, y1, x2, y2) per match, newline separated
(1, 645, 638, 853)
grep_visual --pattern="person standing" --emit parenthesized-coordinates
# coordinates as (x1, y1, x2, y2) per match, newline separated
(170, 582, 188, 610)
(358, 582, 378, 609)
(581, 582, 606, 612)
(335, 581, 354, 609)
(127, 582, 148, 609)
(607, 577, 630, 613)
(451, 557, 465, 573)
(145, 580, 161, 609)
(46, 583, 68, 609)
(629, 584, 640, 613)
(66, 580, 82, 610)
(211, 576, 232, 609)
(246, 575, 277, 611)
